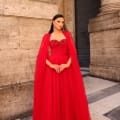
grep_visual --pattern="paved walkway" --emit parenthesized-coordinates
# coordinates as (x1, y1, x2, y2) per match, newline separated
(83, 68, 120, 120)
(85, 76, 120, 120)
(15, 68, 120, 120)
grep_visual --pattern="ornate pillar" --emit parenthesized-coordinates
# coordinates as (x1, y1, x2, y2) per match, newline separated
(89, 0, 120, 81)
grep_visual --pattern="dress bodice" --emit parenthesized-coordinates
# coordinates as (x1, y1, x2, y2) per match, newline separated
(47, 39, 69, 64)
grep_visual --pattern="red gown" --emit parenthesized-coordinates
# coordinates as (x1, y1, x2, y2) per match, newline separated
(32, 31, 91, 120)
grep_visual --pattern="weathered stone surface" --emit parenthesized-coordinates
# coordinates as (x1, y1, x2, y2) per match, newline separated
(90, 65, 120, 81)
(58, 0, 64, 14)
(0, 81, 33, 120)
(101, 0, 120, 14)
(0, 0, 3, 14)
(89, 12, 120, 32)
(19, 17, 51, 49)
(101, 0, 120, 5)
(0, 0, 58, 19)
(90, 29, 120, 48)
(64, 0, 75, 34)
(89, 28, 120, 81)
(90, 48, 120, 66)
(0, 16, 19, 49)
(0, 15, 51, 49)
(89, 0, 120, 81)
(0, 49, 35, 86)
(0, 0, 75, 119)
(31, 0, 57, 4)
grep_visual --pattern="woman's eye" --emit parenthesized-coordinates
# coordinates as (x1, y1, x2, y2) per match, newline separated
(57, 21, 60, 23)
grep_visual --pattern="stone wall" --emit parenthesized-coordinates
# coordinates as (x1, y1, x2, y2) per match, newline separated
(0, 0, 75, 119)
(0, 0, 57, 119)
(89, 0, 120, 81)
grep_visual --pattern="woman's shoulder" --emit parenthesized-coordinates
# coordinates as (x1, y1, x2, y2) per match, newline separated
(63, 31, 72, 37)
(63, 31, 73, 39)
(42, 32, 50, 38)
(63, 30, 71, 34)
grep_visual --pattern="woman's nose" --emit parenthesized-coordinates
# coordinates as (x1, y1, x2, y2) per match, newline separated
(60, 23, 63, 26)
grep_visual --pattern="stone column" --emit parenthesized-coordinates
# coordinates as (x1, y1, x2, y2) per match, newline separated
(89, 0, 120, 81)
(63, 0, 75, 38)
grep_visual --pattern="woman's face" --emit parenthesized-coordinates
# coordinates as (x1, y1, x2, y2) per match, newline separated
(53, 17, 65, 31)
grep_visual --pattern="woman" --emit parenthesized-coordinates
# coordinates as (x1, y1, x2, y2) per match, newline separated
(32, 14, 91, 120)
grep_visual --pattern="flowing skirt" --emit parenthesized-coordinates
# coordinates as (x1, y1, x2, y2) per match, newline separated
(34, 63, 90, 120)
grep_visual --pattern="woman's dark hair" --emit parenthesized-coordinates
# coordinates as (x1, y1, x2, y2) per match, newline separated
(48, 14, 68, 33)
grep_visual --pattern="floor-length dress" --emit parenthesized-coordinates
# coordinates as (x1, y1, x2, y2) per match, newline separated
(32, 31, 91, 120)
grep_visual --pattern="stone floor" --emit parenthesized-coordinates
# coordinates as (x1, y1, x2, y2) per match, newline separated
(15, 68, 120, 120)
(84, 76, 120, 120)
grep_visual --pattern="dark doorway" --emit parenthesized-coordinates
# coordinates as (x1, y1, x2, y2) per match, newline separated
(74, 0, 101, 67)
(75, 24, 90, 67)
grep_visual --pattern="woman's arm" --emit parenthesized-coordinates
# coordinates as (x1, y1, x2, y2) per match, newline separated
(46, 59, 54, 68)
(46, 59, 60, 72)
(66, 57, 72, 68)
(59, 57, 71, 72)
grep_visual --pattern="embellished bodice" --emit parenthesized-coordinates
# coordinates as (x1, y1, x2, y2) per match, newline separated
(47, 39, 69, 64)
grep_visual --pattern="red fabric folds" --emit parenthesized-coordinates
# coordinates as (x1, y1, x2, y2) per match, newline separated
(32, 31, 91, 120)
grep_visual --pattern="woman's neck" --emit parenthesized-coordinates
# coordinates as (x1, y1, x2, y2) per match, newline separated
(53, 28, 63, 34)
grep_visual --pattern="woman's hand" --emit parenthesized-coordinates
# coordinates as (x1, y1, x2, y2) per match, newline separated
(46, 59, 60, 73)
(50, 63, 70, 73)
(59, 57, 71, 72)
(59, 63, 68, 72)
(51, 63, 68, 73)
(52, 63, 69, 73)
(46, 58, 71, 73)
(51, 64, 60, 73)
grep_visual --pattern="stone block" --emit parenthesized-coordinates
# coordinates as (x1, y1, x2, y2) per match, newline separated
(89, 24, 120, 81)
(0, 0, 3, 14)
(101, 0, 120, 14)
(0, 81, 33, 120)
(90, 65, 120, 81)
(18, 18, 51, 49)
(89, 12, 120, 32)
(0, 16, 19, 49)
(0, 49, 35, 86)
(90, 29, 120, 48)
(1, 0, 58, 19)
(101, 0, 120, 5)
(90, 48, 120, 66)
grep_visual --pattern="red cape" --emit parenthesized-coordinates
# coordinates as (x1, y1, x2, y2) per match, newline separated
(32, 31, 91, 120)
